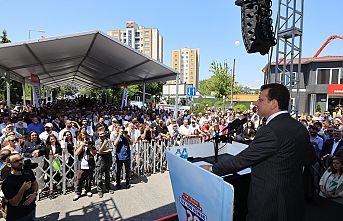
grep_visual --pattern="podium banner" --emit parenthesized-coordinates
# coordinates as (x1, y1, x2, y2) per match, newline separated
(166, 151, 234, 221)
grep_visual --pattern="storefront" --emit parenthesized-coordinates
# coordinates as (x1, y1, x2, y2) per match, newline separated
(327, 84, 343, 111)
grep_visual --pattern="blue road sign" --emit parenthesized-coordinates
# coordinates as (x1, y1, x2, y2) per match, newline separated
(187, 87, 196, 96)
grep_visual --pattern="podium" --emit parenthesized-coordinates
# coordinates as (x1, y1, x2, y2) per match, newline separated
(166, 142, 250, 221)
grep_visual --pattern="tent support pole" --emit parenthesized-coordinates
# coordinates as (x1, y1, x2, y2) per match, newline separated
(174, 73, 179, 119)
(142, 82, 146, 109)
(22, 79, 26, 106)
(5, 72, 11, 108)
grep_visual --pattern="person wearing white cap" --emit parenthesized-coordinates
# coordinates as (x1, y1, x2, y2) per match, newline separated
(39, 123, 59, 144)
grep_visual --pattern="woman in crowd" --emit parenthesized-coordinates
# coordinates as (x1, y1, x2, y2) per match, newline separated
(2, 134, 22, 153)
(36, 134, 63, 189)
(22, 131, 45, 159)
(243, 120, 256, 142)
(218, 118, 228, 135)
(319, 151, 343, 199)
(61, 131, 77, 185)
(15, 120, 27, 136)
(73, 132, 97, 201)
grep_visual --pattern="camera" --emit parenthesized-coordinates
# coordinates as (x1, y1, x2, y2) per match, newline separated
(23, 159, 38, 171)
(121, 127, 128, 135)
(22, 159, 38, 181)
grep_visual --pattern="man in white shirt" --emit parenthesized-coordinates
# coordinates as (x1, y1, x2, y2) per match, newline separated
(59, 120, 76, 141)
(178, 119, 192, 137)
(39, 123, 59, 143)
(189, 120, 200, 135)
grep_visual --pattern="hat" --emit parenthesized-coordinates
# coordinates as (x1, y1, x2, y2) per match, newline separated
(5, 124, 14, 128)
(45, 123, 53, 128)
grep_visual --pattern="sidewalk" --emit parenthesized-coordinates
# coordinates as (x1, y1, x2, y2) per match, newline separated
(36, 172, 176, 220)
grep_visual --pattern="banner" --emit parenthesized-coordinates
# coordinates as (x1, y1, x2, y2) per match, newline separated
(166, 151, 234, 221)
(121, 83, 128, 109)
(328, 84, 343, 95)
(31, 74, 41, 108)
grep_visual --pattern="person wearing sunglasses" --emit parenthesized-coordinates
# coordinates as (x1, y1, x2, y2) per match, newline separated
(1, 153, 38, 221)
(2, 135, 22, 153)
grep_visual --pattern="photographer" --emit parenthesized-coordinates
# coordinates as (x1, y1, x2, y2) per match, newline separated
(95, 130, 114, 198)
(2, 153, 38, 221)
(73, 133, 97, 201)
(114, 127, 132, 189)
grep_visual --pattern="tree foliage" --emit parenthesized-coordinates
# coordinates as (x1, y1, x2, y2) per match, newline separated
(198, 60, 257, 98)
(0, 30, 11, 44)
(198, 60, 233, 98)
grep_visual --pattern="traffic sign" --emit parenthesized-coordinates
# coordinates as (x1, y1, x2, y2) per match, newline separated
(187, 87, 196, 96)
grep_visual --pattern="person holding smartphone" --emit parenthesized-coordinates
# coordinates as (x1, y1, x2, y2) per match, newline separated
(114, 127, 132, 189)
(95, 130, 114, 197)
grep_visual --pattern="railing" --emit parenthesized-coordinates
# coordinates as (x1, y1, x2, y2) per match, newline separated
(35, 135, 204, 199)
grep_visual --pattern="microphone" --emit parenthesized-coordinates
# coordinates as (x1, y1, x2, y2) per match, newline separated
(221, 118, 247, 132)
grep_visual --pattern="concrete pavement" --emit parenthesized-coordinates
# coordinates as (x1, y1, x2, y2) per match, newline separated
(36, 172, 176, 221)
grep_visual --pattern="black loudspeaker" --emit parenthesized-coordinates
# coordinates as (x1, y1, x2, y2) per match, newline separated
(236, 0, 276, 55)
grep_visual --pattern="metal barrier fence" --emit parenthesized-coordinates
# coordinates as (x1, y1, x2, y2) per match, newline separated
(36, 136, 204, 199)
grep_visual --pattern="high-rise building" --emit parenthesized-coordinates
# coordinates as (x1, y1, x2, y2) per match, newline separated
(107, 21, 163, 63)
(168, 48, 200, 88)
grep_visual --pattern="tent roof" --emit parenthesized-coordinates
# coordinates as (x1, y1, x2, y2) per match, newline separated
(0, 31, 177, 89)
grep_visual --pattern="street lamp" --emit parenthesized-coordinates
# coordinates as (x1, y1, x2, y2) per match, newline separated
(230, 40, 240, 109)
(28, 30, 46, 40)
(230, 58, 236, 108)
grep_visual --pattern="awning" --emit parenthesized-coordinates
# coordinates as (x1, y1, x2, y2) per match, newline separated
(0, 31, 177, 89)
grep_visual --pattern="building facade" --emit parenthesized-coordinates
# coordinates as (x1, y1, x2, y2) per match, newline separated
(107, 21, 163, 62)
(167, 48, 200, 88)
(266, 56, 343, 114)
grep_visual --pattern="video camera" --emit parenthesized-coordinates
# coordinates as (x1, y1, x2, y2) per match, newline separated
(22, 159, 38, 181)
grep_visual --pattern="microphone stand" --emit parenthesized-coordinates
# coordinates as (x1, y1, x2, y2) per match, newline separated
(205, 131, 227, 164)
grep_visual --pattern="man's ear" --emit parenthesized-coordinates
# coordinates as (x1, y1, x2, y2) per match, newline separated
(6, 157, 12, 168)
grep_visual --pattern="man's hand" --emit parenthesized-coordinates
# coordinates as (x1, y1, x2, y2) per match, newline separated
(32, 150, 39, 157)
(22, 192, 37, 206)
(20, 181, 32, 192)
(200, 164, 213, 172)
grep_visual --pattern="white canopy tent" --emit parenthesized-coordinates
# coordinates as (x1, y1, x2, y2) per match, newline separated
(0, 31, 179, 110)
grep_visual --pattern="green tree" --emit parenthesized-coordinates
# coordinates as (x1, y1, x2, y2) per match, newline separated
(0, 30, 11, 44)
(0, 30, 12, 102)
(197, 60, 233, 98)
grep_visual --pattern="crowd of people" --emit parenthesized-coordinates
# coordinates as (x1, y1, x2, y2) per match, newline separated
(0, 95, 342, 220)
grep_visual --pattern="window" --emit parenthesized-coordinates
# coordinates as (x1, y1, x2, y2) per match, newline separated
(144, 32, 149, 36)
(317, 68, 340, 84)
(144, 50, 150, 54)
(135, 32, 140, 37)
(144, 38, 150, 42)
(144, 43, 150, 47)
(332, 69, 339, 84)
(317, 69, 330, 84)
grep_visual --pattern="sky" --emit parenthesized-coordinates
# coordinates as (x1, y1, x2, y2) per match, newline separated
(1, 0, 342, 88)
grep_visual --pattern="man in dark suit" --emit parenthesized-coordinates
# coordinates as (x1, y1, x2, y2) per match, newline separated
(201, 83, 315, 221)
(321, 127, 343, 158)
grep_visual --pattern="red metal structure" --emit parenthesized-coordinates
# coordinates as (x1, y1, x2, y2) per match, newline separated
(313, 35, 343, 58)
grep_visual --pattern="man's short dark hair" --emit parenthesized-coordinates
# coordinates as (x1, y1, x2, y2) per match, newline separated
(260, 83, 290, 111)
(0, 149, 11, 162)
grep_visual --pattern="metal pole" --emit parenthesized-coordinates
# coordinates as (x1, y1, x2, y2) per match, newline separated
(174, 73, 180, 118)
(22, 79, 26, 106)
(142, 82, 146, 109)
(230, 59, 236, 108)
(5, 72, 10, 108)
